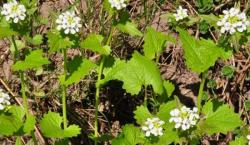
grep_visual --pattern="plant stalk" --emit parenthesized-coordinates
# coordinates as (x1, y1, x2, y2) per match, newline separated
(144, 85, 148, 107)
(11, 36, 29, 116)
(197, 72, 206, 111)
(20, 71, 29, 115)
(94, 25, 114, 145)
(11, 36, 19, 61)
(94, 56, 105, 145)
(62, 49, 68, 129)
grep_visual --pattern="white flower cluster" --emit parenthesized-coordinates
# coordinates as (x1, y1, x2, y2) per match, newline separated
(1, 0, 26, 23)
(217, 8, 249, 34)
(108, 0, 126, 10)
(247, 135, 250, 145)
(142, 117, 165, 137)
(56, 11, 82, 35)
(173, 6, 188, 21)
(0, 88, 10, 110)
(169, 106, 199, 131)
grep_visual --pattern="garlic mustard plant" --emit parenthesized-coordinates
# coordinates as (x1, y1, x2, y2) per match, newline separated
(169, 106, 199, 131)
(217, 8, 249, 34)
(1, 0, 26, 23)
(108, 0, 127, 10)
(56, 11, 82, 34)
(173, 6, 188, 21)
(0, 88, 10, 110)
(142, 117, 165, 137)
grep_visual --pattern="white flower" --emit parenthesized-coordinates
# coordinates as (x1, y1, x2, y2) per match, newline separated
(108, 0, 126, 10)
(247, 135, 250, 145)
(173, 6, 188, 21)
(1, 0, 26, 23)
(217, 7, 249, 34)
(169, 106, 199, 131)
(0, 88, 10, 110)
(56, 11, 82, 35)
(142, 117, 165, 137)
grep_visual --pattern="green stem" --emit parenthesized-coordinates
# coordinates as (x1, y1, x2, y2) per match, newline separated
(31, 131, 38, 145)
(94, 25, 114, 145)
(144, 85, 147, 107)
(20, 71, 29, 115)
(11, 36, 29, 115)
(94, 56, 105, 145)
(62, 49, 68, 129)
(197, 72, 206, 111)
(11, 36, 19, 61)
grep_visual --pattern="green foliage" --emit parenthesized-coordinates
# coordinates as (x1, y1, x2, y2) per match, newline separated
(39, 112, 81, 138)
(80, 34, 111, 55)
(0, 106, 35, 136)
(134, 105, 152, 125)
(112, 124, 145, 145)
(60, 56, 96, 86)
(229, 136, 247, 145)
(102, 52, 164, 95)
(221, 65, 235, 79)
(0, 21, 17, 38)
(47, 30, 74, 53)
(10, 40, 25, 53)
(198, 102, 243, 135)
(15, 137, 22, 145)
(27, 34, 43, 45)
(103, 0, 114, 15)
(156, 101, 177, 123)
(199, 14, 219, 27)
(13, 49, 50, 71)
(143, 27, 176, 60)
(163, 80, 175, 97)
(196, 0, 213, 13)
(155, 128, 178, 145)
(116, 21, 143, 37)
(177, 28, 231, 74)
(199, 20, 210, 34)
(115, 12, 143, 37)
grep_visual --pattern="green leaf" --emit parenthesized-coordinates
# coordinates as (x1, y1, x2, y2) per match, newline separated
(40, 112, 81, 138)
(198, 104, 243, 135)
(0, 21, 17, 38)
(163, 80, 175, 97)
(13, 49, 50, 71)
(23, 115, 36, 134)
(80, 34, 111, 55)
(47, 30, 73, 53)
(221, 65, 235, 79)
(116, 21, 143, 37)
(112, 124, 145, 145)
(156, 101, 177, 123)
(201, 101, 213, 116)
(196, 0, 213, 13)
(134, 105, 152, 125)
(103, 0, 114, 15)
(177, 28, 231, 74)
(229, 136, 247, 145)
(29, 35, 43, 45)
(0, 106, 24, 136)
(10, 40, 25, 53)
(143, 27, 167, 59)
(61, 56, 96, 86)
(15, 137, 22, 145)
(102, 52, 164, 95)
(155, 128, 178, 145)
(199, 14, 219, 27)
